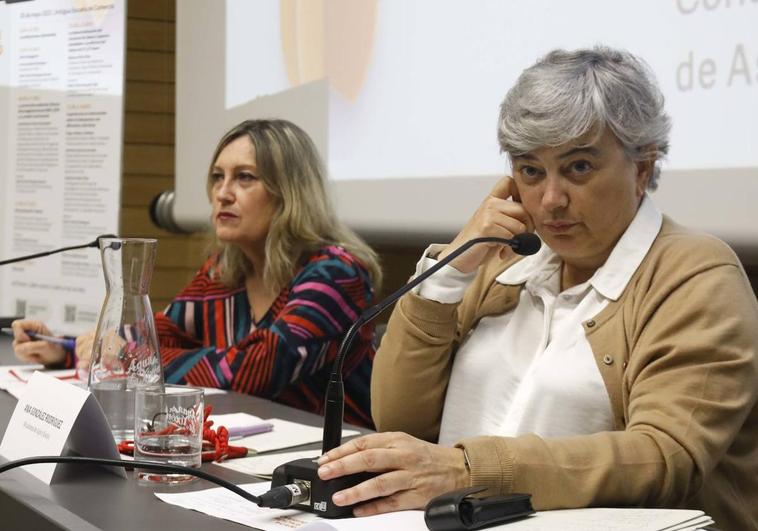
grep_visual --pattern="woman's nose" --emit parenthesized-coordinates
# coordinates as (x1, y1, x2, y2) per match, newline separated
(214, 177, 234, 203)
(540, 175, 569, 212)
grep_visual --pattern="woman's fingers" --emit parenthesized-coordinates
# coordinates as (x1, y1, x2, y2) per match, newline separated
(10, 320, 69, 365)
(75, 331, 95, 365)
(320, 447, 398, 480)
(13, 339, 64, 365)
(485, 194, 534, 231)
(319, 432, 401, 464)
(319, 432, 413, 474)
(10, 319, 50, 342)
(331, 469, 412, 507)
(436, 176, 536, 273)
(481, 200, 529, 236)
(488, 175, 515, 199)
(352, 489, 426, 517)
(317, 432, 469, 516)
(13, 341, 41, 363)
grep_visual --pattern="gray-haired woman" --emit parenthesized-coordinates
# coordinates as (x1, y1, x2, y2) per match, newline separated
(317, 47, 758, 530)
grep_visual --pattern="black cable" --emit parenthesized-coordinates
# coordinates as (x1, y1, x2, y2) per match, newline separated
(0, 456, 262, 505)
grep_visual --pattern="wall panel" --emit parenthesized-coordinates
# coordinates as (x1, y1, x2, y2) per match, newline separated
(122, 0, 202, 311)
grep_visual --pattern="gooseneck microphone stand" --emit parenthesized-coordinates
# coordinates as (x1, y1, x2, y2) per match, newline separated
(271, 233, 542, 518)
(0, 234, 117, 326)
(0, 235, 115, 266)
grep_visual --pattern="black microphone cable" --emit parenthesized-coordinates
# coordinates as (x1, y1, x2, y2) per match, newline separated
(0, 455, 308, 509)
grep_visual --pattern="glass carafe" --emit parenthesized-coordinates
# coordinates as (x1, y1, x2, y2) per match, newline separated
(87, 238, 163, 443)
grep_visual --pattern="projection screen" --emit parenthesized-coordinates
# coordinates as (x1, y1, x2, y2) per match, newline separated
(175, 0, 758, 247)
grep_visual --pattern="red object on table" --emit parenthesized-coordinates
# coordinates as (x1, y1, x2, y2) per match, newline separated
(117, 405, 249, 462)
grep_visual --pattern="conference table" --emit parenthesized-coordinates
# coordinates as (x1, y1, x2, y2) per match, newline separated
(0, 336, 361, 530)
(0, 337, 725, 531)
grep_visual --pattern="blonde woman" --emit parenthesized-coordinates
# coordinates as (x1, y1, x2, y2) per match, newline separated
(13, 119, 381, 426)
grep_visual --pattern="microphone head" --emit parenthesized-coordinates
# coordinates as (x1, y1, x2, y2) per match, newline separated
(512, 233, 541, 256)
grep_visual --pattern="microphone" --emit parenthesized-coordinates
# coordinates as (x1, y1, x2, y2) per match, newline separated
(0, 234, 118, 266)
(270, 233, 541, 518)
(0, 235, 118, 327)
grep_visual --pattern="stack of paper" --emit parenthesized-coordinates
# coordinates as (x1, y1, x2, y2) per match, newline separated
(219, 418, 358, 455)
(208, 412, 273, 437)
(206, 413, 358, 477)
(156, 482, 425, 531)
(0, 365, 80, 398)
(496, 507, 713, 530)
(0, 364, 226, 398)
(157, 482, 714, 531)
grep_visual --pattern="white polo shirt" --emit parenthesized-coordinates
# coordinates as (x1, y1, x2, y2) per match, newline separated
(411, 196, 662, 446)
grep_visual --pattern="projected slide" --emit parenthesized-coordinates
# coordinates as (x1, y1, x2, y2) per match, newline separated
(176, 0, 756, 243)
(226, 0, 758, 180)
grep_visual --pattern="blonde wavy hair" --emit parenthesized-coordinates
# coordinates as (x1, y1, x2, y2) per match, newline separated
(206, 119, 382, 293)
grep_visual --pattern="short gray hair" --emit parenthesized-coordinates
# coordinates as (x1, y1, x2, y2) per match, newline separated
(498, 46, 671, 189)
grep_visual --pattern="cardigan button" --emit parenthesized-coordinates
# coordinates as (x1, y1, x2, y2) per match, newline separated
(586, 320, 596, 328)
(603, 355, 613, 365)
(622, 361, 628, 369)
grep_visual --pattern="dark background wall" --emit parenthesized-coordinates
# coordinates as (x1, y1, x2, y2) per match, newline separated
(120, 0, 758, 314)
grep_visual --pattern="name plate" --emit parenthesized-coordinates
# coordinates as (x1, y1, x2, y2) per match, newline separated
(0, 371, 124, 484)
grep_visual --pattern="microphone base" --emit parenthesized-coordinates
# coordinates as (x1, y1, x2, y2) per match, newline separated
(271, 458, 374, 518)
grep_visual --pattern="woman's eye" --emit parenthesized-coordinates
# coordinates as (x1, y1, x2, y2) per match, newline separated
(570, 160, 593, 174)
(519, 166, 542, 180)
(237, 171, 256, 182)
(211, 172, 224, 183)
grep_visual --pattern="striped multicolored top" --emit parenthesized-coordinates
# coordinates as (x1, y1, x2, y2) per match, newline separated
(156, 246, 376, 427)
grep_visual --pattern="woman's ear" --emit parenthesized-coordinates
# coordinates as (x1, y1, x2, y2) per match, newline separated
(635, 146, 657, 195)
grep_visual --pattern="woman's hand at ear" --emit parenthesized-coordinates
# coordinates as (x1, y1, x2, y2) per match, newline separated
(438, 176, 534, 273)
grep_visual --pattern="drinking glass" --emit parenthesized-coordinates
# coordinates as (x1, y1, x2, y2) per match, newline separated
(134, 385, 204, 484)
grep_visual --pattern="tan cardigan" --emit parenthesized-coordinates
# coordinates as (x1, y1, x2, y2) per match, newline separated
(372, 217, 758, 531)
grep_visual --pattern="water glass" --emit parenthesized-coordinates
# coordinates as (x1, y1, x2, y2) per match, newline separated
(134, 385, 204, 484)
